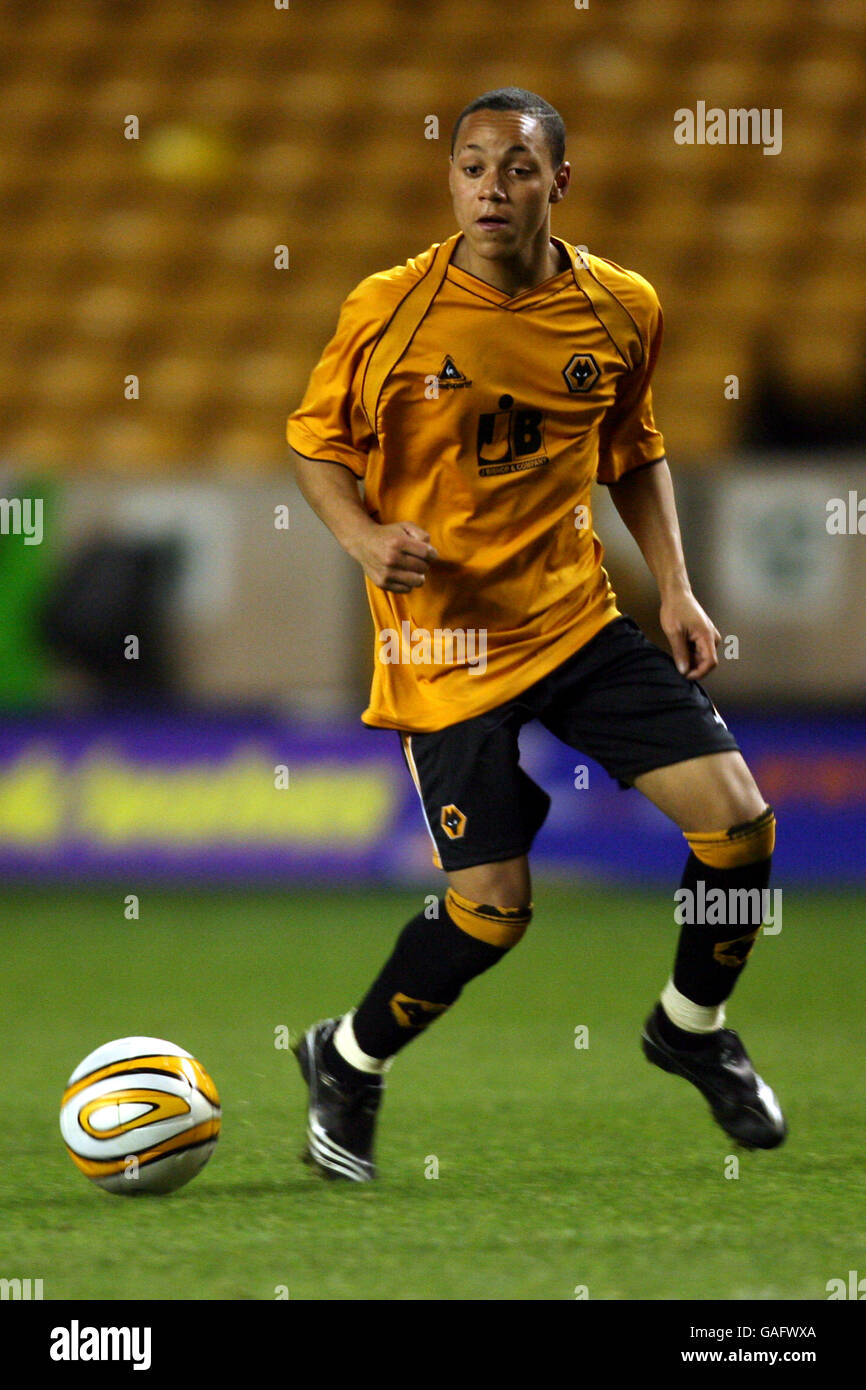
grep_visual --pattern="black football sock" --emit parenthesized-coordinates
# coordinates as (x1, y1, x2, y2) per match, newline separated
(661, 809, 776, 1048)
(344, 888, 531, 1066)
(672, 851, 772, 1007)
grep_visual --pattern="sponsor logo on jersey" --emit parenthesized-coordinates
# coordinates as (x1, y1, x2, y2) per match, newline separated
(476, 394, 548, 476)
(563, 353, 600, 394)
(436, 354, 471, 389)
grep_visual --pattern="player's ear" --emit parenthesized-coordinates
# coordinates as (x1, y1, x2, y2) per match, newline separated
(550, 161, 571, 203)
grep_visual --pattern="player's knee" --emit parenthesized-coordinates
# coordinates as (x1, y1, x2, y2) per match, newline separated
(445, 886, 533, 949)
(446, 854, 531, 910)
(685, 805, 776, 869)
(717, 755, 767, 828)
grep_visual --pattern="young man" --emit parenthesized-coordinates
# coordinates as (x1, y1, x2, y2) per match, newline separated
(286, 88, 785, 1181)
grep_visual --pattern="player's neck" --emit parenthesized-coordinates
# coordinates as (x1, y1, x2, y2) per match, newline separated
(451, 231, 566, 298)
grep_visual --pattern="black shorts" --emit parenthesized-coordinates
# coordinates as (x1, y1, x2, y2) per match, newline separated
(400, 616, 740, 871)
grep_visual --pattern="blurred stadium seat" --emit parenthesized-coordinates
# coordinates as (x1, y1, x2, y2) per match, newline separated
(0, 0, 863, 472)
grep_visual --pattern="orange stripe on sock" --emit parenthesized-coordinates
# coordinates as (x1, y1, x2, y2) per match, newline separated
(444, 887, 531, 949)
(685, 807, 776, 870)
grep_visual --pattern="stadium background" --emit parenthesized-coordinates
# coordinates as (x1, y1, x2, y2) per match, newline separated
(1, 0, 864, 1304)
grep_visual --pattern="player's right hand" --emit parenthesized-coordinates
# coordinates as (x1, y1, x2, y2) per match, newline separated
(357, 521, 437, 593)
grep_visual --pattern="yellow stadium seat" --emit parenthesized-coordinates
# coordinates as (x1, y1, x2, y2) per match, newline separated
(0, 0, 861, 473)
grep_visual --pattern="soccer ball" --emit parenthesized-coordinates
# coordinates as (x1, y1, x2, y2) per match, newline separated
(60, 1036, 221, 1195)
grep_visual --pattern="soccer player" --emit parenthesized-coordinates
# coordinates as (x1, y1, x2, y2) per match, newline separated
(286, 88, 785, 1181)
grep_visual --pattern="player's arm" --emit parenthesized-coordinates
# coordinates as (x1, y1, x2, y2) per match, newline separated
(607, 457, 720, 680)
(289, 446, 436, 594)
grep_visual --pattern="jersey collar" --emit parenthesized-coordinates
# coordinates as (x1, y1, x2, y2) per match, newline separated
(445, 232, 574, 308)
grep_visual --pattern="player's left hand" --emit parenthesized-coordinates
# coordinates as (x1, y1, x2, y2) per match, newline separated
(659, 590, 720, 680)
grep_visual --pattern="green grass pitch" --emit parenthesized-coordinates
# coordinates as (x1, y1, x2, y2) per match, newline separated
(0, 884, 862, 1301)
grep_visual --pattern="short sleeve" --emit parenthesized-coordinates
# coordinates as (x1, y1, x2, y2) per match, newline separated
(287, 284, 383, 478)
(596, 288, 666, 485)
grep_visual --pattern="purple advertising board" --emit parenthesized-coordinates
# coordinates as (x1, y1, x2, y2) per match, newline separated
(0, 709, 863, 885)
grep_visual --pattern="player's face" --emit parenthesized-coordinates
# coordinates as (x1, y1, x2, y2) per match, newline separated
(449, 110, 569, 261)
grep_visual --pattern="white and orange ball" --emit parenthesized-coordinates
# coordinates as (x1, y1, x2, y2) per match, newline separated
(60, 1037, 221, 1195)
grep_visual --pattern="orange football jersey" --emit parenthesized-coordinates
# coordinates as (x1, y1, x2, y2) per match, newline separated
(287, 233, 665, 732)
